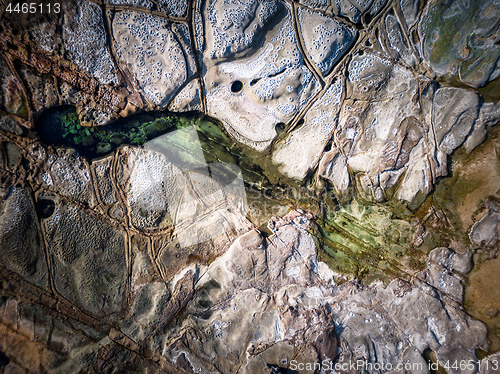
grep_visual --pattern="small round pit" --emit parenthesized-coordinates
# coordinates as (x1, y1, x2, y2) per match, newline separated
(36, 199, 55, 219)
(231, 80, 243, 93)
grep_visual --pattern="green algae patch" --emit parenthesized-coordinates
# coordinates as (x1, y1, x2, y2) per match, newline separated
(36, 106, 182, 158)
(317, 199, 426, 284)
(36, 106, 332, 234)
(35, 106, 293, 188)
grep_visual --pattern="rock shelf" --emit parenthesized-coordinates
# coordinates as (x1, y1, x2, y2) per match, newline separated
(1, 0, 500, 372)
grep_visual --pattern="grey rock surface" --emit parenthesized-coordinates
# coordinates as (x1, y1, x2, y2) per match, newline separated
(0, 186, 48, 289)
(1, 0, 500, 372)
(63, 1, 118, 86)
(422, 247, 473, 302)
(110, 10, 193, 106)
(148, 211, 489, 373)
(470, 204, 500, 248)
(298, 7, 357, 76)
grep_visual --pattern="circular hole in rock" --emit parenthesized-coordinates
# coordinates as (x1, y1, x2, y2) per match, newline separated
(0, 350, 9, 367)
(297, 118, 305, 126)
(231, 80, 243, 93)
(36, 199, 55, 219)
(275, 122, 285, 133)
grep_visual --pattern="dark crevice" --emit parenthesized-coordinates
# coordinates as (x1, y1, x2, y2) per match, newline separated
(401, 30, 410, 49)
(375, 27, 383, 48)
(364, 12, 373, 25)
(422, 348, 446, 374)
(250, 78, 261, 86)
(0, 350, 9, 367)
(412, 29, 419, 46)
(268, 68, 287, 79)
(419, 0, 430, 12)
(475, 348, 489, 360)
(266, 364, 298, 374)
(21, 157, 30, 171)
(324, 141, 332, 152)
(6, 41, 17, 50)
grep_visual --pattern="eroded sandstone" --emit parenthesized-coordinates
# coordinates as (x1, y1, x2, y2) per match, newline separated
(0, 0, 500, 372)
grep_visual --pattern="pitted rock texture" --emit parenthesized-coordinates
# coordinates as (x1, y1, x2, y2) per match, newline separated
(273, 77, 343, 179)
(109, 10, 193, 106)
(298, 7, 357, 76)
(63, 1, 118, 86)
(0, 207, 494, 373)
(0, 186, 47, 289)
(1, 0, 500, 372)
(204, 1, 321, 151)
(1, 0, 500, 202)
